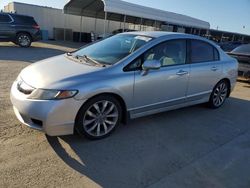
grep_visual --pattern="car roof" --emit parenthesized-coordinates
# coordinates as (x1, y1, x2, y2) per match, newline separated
(120, 31, 219, 47)
(121, 31, 190, 38)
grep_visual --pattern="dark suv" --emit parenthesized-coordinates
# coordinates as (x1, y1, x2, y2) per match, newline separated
(0, 13, 41, 47)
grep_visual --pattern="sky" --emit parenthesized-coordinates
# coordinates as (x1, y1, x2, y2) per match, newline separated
(0, 0, 249, 35)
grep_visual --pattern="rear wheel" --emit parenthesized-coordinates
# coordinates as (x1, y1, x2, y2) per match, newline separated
(209, 80, 229, 108)
(75, 95, 122, 140)
(16, 33, 32, 47)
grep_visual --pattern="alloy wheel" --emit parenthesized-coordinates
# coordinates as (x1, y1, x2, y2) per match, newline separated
(18, 35, 31, 47)
(212, 82, 228, 107)
(82, 100, 119, 137)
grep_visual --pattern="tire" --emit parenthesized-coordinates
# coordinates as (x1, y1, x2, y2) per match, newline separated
(208, 80, 229, 109)
(75, 95, 122, 140)
(16, 33, 32, 47)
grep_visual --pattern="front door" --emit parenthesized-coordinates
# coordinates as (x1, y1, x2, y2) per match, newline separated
(132, 39, 189, 116)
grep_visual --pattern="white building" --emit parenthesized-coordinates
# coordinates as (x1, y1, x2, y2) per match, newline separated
(3, 1, 212, 41)
(4, 2, 128, 39)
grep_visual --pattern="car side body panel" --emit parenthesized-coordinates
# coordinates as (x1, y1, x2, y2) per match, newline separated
(10, 32, 238, 136)
(131, 64, 190, 117)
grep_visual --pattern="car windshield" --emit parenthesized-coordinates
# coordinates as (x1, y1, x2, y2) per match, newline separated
(232, 44, 250, 55)
(73, 34, 153, 65)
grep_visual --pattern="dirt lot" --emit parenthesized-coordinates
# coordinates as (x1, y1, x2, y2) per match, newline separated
(0, 41, 250, 188)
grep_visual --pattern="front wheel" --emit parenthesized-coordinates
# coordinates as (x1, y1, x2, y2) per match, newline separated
(16, 33, 32, 47)
(75, 95, 122, 140)
(208, 80, 229, 108)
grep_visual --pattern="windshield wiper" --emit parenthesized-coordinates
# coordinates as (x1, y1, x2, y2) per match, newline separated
(76, 55, 106, 67)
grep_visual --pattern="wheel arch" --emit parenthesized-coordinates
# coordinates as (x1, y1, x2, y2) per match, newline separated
(16, 31, 33, 41)
(75, 92, 129, 126)
(216, 78, 231, 97)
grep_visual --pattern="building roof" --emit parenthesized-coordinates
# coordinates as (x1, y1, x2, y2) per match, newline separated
(64, 0, 210, 29)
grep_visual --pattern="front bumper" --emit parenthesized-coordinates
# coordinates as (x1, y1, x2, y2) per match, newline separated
(10, 80, 85, 136)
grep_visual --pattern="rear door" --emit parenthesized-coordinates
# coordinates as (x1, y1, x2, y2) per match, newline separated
(187, 39, 222, 100)
(0, 14, 13, 41)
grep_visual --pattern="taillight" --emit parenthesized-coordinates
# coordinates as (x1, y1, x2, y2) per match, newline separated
(32, 25, 40, 30)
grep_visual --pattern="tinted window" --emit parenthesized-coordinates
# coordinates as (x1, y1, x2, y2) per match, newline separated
(0, 14, 11, 23)
(124, 57, 143, 71)
(214, 48, 219, 61)
(191, 40, 214, 63)
(144, 40, 186, 67)
(12, 15, 37, 25)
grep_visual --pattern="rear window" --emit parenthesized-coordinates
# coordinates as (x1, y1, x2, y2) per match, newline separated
(12, 15, 37, 25)
(0, 14, 12, 23)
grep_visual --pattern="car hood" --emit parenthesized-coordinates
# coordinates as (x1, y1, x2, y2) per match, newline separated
(20, 54, 104, 89)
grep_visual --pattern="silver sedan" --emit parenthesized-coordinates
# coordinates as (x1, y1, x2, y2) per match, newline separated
(10, 32, 238, 139)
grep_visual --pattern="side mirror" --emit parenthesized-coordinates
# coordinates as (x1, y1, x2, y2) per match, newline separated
(141, 60, 161, 75)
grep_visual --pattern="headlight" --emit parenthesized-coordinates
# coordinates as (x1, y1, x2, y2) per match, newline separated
(28, 89, 78, 100)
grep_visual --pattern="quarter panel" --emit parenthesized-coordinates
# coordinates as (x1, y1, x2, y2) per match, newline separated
(222, 59, 238, 91)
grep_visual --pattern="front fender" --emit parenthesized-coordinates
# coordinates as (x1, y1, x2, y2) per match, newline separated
(73, 71, 134, 110)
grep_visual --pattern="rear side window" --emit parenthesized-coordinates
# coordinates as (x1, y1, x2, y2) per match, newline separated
(0, 14, 11, 23)
(191, 40, 219, 63)
(12, 15, 37, 25)
(214, 48, 219, 61)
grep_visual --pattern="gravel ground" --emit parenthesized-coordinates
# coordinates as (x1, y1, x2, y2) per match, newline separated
(0, 41, 250, 188)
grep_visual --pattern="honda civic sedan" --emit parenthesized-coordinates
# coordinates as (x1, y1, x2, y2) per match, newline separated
(10, 32, 238, 139)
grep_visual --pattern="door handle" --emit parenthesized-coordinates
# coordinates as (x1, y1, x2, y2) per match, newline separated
(176, 70, 188, 76)
(211, 66, 218, 71)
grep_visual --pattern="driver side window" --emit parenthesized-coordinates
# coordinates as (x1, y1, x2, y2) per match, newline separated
(124, 39, 187, 72)
(144, 40, 187, 67)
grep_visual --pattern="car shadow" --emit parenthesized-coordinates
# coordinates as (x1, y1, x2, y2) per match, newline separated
(46, 97, 250, 188)
(243, 84, 250, 88)
(0, 41, 83, 63)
